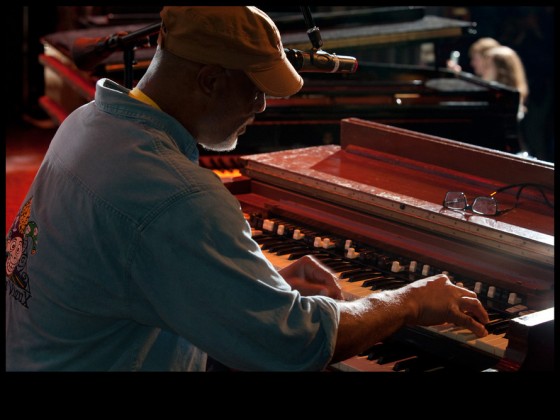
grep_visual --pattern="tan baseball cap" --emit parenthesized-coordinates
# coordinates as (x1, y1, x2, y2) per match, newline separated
(158, 6, 303, 97)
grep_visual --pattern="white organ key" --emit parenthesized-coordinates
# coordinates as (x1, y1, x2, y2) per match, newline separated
(423, 323, 509, 356)
(441, 327, 478, 343)
(425, 323, 457, 334)
(491, 338, 509, 358)
(473, 333, 508, 357)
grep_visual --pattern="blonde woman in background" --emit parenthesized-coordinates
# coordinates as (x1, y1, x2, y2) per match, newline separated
(468, 37, 501, 76)
(447, 37, 500, 75)
(483, 45, 531, 156)
(482, 45, 529, 121)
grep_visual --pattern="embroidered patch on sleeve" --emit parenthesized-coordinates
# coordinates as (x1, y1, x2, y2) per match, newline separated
(6, 197, 38, 308)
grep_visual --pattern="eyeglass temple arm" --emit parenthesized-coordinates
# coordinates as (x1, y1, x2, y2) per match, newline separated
(491, 183, 554, 209)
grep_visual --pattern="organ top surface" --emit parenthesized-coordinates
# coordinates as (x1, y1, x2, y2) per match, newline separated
(241, 119, 554, 268)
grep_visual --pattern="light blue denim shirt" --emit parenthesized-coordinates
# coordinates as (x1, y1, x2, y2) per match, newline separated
(5, 78, 339, 371)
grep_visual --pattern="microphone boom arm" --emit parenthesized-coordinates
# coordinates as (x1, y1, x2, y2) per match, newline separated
(300, 6, 323, 50)
(71, 21, 161, 88)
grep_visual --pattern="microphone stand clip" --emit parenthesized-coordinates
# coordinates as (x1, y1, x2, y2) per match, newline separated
(72, 21, 160, 88)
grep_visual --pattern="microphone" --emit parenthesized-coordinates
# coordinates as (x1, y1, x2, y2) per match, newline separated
(285, 48, 358, 74)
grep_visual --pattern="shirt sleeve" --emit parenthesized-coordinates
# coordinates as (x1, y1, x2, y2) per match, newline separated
(128, 176, 340, 371)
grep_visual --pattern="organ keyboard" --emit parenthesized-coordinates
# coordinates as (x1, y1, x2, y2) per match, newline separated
(251, 220, 520, 371)
(233, 119, 554, 372)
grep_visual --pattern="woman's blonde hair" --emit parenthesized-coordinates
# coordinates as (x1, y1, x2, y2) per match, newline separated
(486, 45, 529, 109)
(468, 37, 501, 57)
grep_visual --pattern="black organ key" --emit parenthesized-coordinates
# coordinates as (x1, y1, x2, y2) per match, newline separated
(377, 347, 417, 365)
(358, 342, 383, 357)
(392, 356, 420, 372)
(287, 249, 323, 260)
(360, 275, 393, 287)
(486, 310, 504, 321)
(275, 247, 310, 256)
(370, 280, 407, 291)
(348, 272, 389, 282)
(312, 255, 344, 262)
(323, 262, 355, 271)
(253, 235, 280, 245)
(365, 342, 415, 365)
(363, 279, 402, 290)
(394, 356, 447, 372)
(485, 319, 510, 334)
(366, 344, 387, 361)
(338, 268, 374, 278)
(258, 239, 286, 250)
(268, 243, 307, 253)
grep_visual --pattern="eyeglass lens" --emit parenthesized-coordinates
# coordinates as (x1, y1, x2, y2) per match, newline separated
(443, 192, 466, 210)
(443, 192, 498, 215)
(472, 197, 498, 215)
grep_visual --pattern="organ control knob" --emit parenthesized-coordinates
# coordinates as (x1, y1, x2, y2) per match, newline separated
(391, 261, 402, 272)
(487, 286, 496, 298)
(421, 264, 430, 276)
(292, 229, 304, 240)
(277, 224, 285, 235)
(507, 292, 521, 305)
(346, 248, 359, 259)
(409, 261, 417, 272)
(262, 219, 274, 232)
(474, 282, 482, 294)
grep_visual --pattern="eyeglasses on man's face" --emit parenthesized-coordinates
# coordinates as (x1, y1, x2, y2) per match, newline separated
(442, 183, 554, 216)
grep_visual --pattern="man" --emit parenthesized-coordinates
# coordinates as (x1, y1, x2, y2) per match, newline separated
(6, 6, 489, 371)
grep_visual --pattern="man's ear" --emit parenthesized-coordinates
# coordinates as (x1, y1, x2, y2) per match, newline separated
(196, 65, 225, 97)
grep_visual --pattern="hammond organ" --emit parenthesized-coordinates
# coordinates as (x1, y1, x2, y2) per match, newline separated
(226, 118, 554, 372)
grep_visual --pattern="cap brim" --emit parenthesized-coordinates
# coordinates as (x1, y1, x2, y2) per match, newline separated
(245, 58, 303, 98)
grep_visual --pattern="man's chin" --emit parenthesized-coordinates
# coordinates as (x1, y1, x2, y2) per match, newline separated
(200, 138, 238, 153)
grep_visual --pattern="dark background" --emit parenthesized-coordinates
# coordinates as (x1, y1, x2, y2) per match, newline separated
(6, 5, 555, 162)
